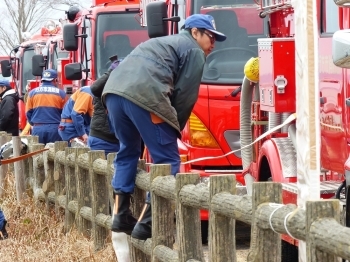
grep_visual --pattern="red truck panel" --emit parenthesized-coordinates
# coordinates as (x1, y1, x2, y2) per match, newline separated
(258, 38, 295, 113)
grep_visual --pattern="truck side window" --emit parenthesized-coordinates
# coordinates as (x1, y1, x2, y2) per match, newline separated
(321, 0, 339, 34)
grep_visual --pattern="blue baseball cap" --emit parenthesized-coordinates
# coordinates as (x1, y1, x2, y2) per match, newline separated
(184, 14, 226, 42)
(42, 69, 58, 81)
(0, 79, 11, 88)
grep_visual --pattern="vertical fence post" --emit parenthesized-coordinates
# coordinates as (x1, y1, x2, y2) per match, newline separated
(248, 182, 282, 262)
(25, 135, 39, 190)
(134, 159, 147, 217)
(129, 159, 149, 262)
(107, 153, 116, 215)
(12, 136, 26, 201)
(65, 147, 77, 233)
(0, 133, 9, 197)
(306, 200, 339, 262)
(76, 148, 91, 237)
(31, 143, 45, 202)
(42, 143, 54, 210)
(150, 164, 175, 262)
(175, 173, 203, 262)
(53, 141, 68, 214)
(209, 175, 237, 262)
(89, 150, 108, 251)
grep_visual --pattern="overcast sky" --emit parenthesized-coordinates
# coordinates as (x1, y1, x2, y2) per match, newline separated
(0, 0, 92, 55)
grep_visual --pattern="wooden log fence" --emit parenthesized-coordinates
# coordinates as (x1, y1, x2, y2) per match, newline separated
(2, 133, 350, 261)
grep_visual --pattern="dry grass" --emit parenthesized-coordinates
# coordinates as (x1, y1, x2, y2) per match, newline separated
(0, 172, 117, 262)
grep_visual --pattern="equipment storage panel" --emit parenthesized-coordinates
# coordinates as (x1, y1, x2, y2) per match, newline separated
(258, 38, 295, 113)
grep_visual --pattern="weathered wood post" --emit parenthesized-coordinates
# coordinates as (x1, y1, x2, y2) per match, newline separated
(176, 173, 204, 262)
(306, 200, 339, 262)
(51, 142, 68, 214)
(107, 153, 116, 216)
(24, 135, 39, 190)
(134, 159, 147, 217)
(89, 150, 108, 251)
(0, 132, 10, 197)
(65, 147, 77, 233)
(209, 175, 236, 262)
(76, 148, 91, 237)
(130, 160, 150, 262)
(151, 164, 175, 262)
(42, 143, 54, 210)
(12, 136, 26, 201)
(31, 143, 45, 202)
(248, 182, 282, 262)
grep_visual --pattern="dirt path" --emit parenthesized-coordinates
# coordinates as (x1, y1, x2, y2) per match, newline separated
(203, 221, 251, 262)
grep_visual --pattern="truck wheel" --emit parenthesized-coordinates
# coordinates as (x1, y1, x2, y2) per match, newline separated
(282, 240, 298, 262)
(201, 220, 208, 244)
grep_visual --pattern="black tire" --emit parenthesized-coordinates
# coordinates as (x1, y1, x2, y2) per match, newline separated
(281, 240, 298, 262)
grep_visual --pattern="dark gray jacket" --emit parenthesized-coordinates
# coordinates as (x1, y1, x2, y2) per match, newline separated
(0, 88, 19, 136)
(89, 96, 119, 143)
(102, 30, 206, 136)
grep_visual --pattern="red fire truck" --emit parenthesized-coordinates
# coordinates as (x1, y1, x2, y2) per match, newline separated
(62, 0, 149, 88)
(0, 21, 62, 130)
(144, 0, 347, 259)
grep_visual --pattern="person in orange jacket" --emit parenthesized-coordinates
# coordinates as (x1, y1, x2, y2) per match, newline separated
(25, 69, 67, 144)
(58, 86, 94, 144)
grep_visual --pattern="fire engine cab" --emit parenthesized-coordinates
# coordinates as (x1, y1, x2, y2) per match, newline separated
(144, 0, 349, 260)
(62, 0, 149, 89)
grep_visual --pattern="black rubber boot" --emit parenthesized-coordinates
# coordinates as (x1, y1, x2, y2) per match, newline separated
(0, 220, 8, 240)
(131, 202, 152, 240)
(112, 191, 137, 235)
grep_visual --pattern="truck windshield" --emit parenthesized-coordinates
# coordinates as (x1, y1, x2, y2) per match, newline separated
(22, 49, 35, 95)
(191, 0, 265, 84)
(95, 12, 149, 78)
(51, 50, 69, 70)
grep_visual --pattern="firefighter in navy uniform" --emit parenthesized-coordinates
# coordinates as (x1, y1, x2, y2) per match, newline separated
(58, 86, 94, 144)
(101, 14, 226, 240)
(25, 69, 67, 144)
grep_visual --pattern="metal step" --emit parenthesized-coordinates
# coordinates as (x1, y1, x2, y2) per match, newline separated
(260, 0, 292, 9)
(282, 181, 342, 195)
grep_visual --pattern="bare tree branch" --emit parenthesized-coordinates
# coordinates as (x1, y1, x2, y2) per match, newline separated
(0, 0, 90, 55)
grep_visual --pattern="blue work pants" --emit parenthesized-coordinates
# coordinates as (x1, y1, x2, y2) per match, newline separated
(105, 94, 180, 194)
(32, 124, 62, 144)
(88, 135, 120, 156)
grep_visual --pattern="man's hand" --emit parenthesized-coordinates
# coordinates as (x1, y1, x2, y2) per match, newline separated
(80, 134, 88, 144)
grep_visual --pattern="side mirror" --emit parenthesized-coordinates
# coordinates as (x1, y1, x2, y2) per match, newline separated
(65, 63, 82, 80)
(334, 0, 350, 6)
(332, 30, 350, 68)
(63, 23, 78, 51)
(146, 2, 169, 38)
(0, 60, 11, 77)
(32, 55, 46, 76)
